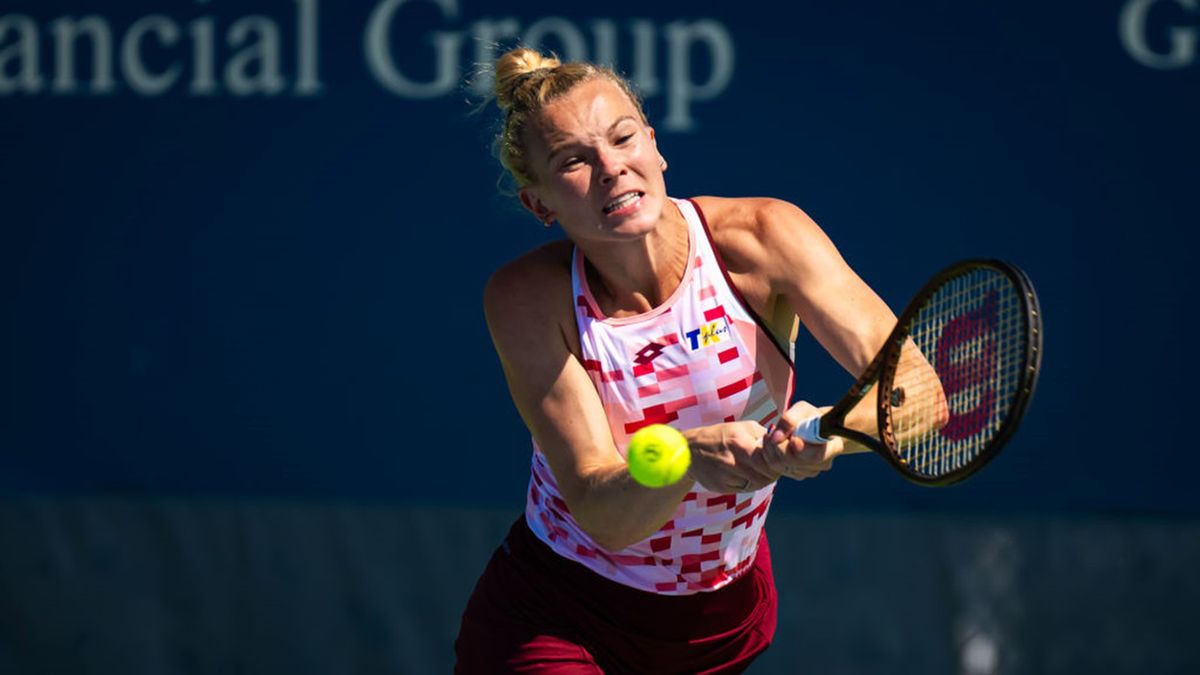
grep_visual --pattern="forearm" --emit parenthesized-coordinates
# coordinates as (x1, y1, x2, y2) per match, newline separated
(840, 396, 879, 454)
(840, 338, 945, 453)
(570, 461, 694, 551)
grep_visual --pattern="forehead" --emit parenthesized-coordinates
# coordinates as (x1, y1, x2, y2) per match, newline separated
(531, 78, 641, 140)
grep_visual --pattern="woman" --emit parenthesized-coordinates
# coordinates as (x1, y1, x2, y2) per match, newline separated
(455, 47, 897, 674)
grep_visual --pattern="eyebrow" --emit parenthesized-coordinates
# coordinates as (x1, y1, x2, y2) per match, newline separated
(546, 116, 639, 162)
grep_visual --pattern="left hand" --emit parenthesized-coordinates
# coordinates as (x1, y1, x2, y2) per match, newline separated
(762, 400, 844, 481)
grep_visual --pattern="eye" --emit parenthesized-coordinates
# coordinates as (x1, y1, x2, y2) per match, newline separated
(616, 134, 635, 145)
(560, 157, 583, 171)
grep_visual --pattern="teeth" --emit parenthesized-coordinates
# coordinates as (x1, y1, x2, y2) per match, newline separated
(604, 192, 641, 213)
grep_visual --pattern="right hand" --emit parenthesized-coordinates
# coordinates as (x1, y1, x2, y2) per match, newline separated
(684, 421, 780, 493)
(761, 400, 843, 480)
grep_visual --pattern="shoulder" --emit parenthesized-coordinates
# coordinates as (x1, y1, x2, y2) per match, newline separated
(689, 195, 827, 273)
(483, 240, 576, 345)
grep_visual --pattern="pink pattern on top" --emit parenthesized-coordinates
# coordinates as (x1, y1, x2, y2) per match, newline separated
(525, 198, 795, 595)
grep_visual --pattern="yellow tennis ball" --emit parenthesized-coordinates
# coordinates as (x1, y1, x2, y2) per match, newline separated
(626, 424, 691, 488)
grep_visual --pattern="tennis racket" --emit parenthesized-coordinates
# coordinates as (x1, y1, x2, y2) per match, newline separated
(792, 259, 1042, 486)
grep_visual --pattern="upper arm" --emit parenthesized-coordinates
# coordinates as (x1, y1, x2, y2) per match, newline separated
(754, 199, 896, 376)
(482, 250, 623, 509)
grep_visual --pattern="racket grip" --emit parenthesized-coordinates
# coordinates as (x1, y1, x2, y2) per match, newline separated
(793, 416, 831, 444)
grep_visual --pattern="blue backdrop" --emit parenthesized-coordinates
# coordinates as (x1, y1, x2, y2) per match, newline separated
(3, 0, 1197, 514)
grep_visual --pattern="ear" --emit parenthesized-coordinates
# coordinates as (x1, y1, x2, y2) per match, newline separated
(519, 187, 556, 226)
(648, 127, 667, 172)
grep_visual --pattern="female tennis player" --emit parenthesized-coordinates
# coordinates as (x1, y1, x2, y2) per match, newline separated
(454, 47, 899, 674)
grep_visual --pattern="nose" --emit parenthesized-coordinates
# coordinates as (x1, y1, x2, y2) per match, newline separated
(596, 148, 626, 184)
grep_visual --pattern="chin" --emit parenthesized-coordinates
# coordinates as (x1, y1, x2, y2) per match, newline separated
(603, 217, 656, 242)
(605, 195, 663, 236)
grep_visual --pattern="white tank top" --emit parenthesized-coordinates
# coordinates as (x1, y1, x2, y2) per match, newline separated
(525, 198, 795, 595)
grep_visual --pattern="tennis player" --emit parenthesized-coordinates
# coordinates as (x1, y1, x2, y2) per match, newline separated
(454, 47, 898, 674)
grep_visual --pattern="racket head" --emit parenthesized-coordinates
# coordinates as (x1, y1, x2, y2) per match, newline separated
(876, 259, 1042, 486)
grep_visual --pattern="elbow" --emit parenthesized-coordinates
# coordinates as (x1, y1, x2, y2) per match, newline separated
(561, 468, 640, 552)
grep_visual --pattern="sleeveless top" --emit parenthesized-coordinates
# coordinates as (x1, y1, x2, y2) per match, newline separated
(524, 198, 795, 595)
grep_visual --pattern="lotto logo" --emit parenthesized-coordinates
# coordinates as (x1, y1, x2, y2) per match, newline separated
(685, 318, 730, 350)
(634, 342, 667, 365)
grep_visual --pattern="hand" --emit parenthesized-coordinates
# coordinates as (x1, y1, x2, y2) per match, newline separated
(762, 401, 843, 481)
(684, 421, 779, 493)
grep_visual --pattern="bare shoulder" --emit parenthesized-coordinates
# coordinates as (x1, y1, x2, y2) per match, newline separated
(483, 240, 576, 346)
(689, 195, 825, 273)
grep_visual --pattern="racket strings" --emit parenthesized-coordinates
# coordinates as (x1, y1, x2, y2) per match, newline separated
(891, 269, 1028, 478)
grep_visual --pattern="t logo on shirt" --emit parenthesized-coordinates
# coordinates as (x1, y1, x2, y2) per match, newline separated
(685, 317, 731, 350)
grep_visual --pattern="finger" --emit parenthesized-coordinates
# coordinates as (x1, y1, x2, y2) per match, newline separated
(784, 457, 835, 480)
(761, 424, 789, 475)
(734, 460, 779, 486)
(792, 438, 845, 469)
(723, 450, 778, 488)
(765, 415, 811, 474)
(771, 433, 819, 464)
(808, 437, 846, 463)
(798, 439, 834, 464)
(776, 400, 821, 438)
(747, 437, 785, 483)
(726, 422, 777, 483)
(707, 447, 775, 488)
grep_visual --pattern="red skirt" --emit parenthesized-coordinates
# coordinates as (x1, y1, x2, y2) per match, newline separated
(454, 516, 778, 674)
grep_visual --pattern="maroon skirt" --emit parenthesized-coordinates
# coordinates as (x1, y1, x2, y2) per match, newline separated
(454, 516, 778, 674)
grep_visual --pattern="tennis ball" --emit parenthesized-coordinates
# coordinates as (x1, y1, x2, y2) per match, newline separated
(626, 424, 691, 487)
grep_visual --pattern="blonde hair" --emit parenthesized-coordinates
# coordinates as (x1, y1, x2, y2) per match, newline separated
(492, 47, 647, 187)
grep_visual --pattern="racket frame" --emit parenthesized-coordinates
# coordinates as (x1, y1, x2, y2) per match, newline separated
(814, 259, 1043, 486)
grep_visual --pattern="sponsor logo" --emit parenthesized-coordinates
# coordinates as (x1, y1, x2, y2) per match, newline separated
(684, 317, 730, 351)
(1120, 0, 1199, 69)
(935, 290, 998, 442)
(0, 0, 736, 130)
(633, 341, 667, 365)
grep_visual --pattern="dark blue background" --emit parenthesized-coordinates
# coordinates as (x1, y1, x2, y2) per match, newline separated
(3, 0, 1196, 513)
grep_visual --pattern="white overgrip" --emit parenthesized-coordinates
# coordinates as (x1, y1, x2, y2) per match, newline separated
(793, 415, 831, 444)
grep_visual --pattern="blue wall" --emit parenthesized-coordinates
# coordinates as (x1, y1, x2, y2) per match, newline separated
(3, 0, 1198, 514)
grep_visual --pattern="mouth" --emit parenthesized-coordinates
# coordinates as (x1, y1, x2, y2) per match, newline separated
(602, 191, 645, 215)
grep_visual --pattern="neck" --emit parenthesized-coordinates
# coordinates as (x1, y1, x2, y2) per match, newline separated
(581, 201, 690, 317)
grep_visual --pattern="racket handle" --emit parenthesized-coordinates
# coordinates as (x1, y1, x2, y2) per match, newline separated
(793, 416, 831, 444)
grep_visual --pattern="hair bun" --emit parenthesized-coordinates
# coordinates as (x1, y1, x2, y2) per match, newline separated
(494, 47, 562, 111)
